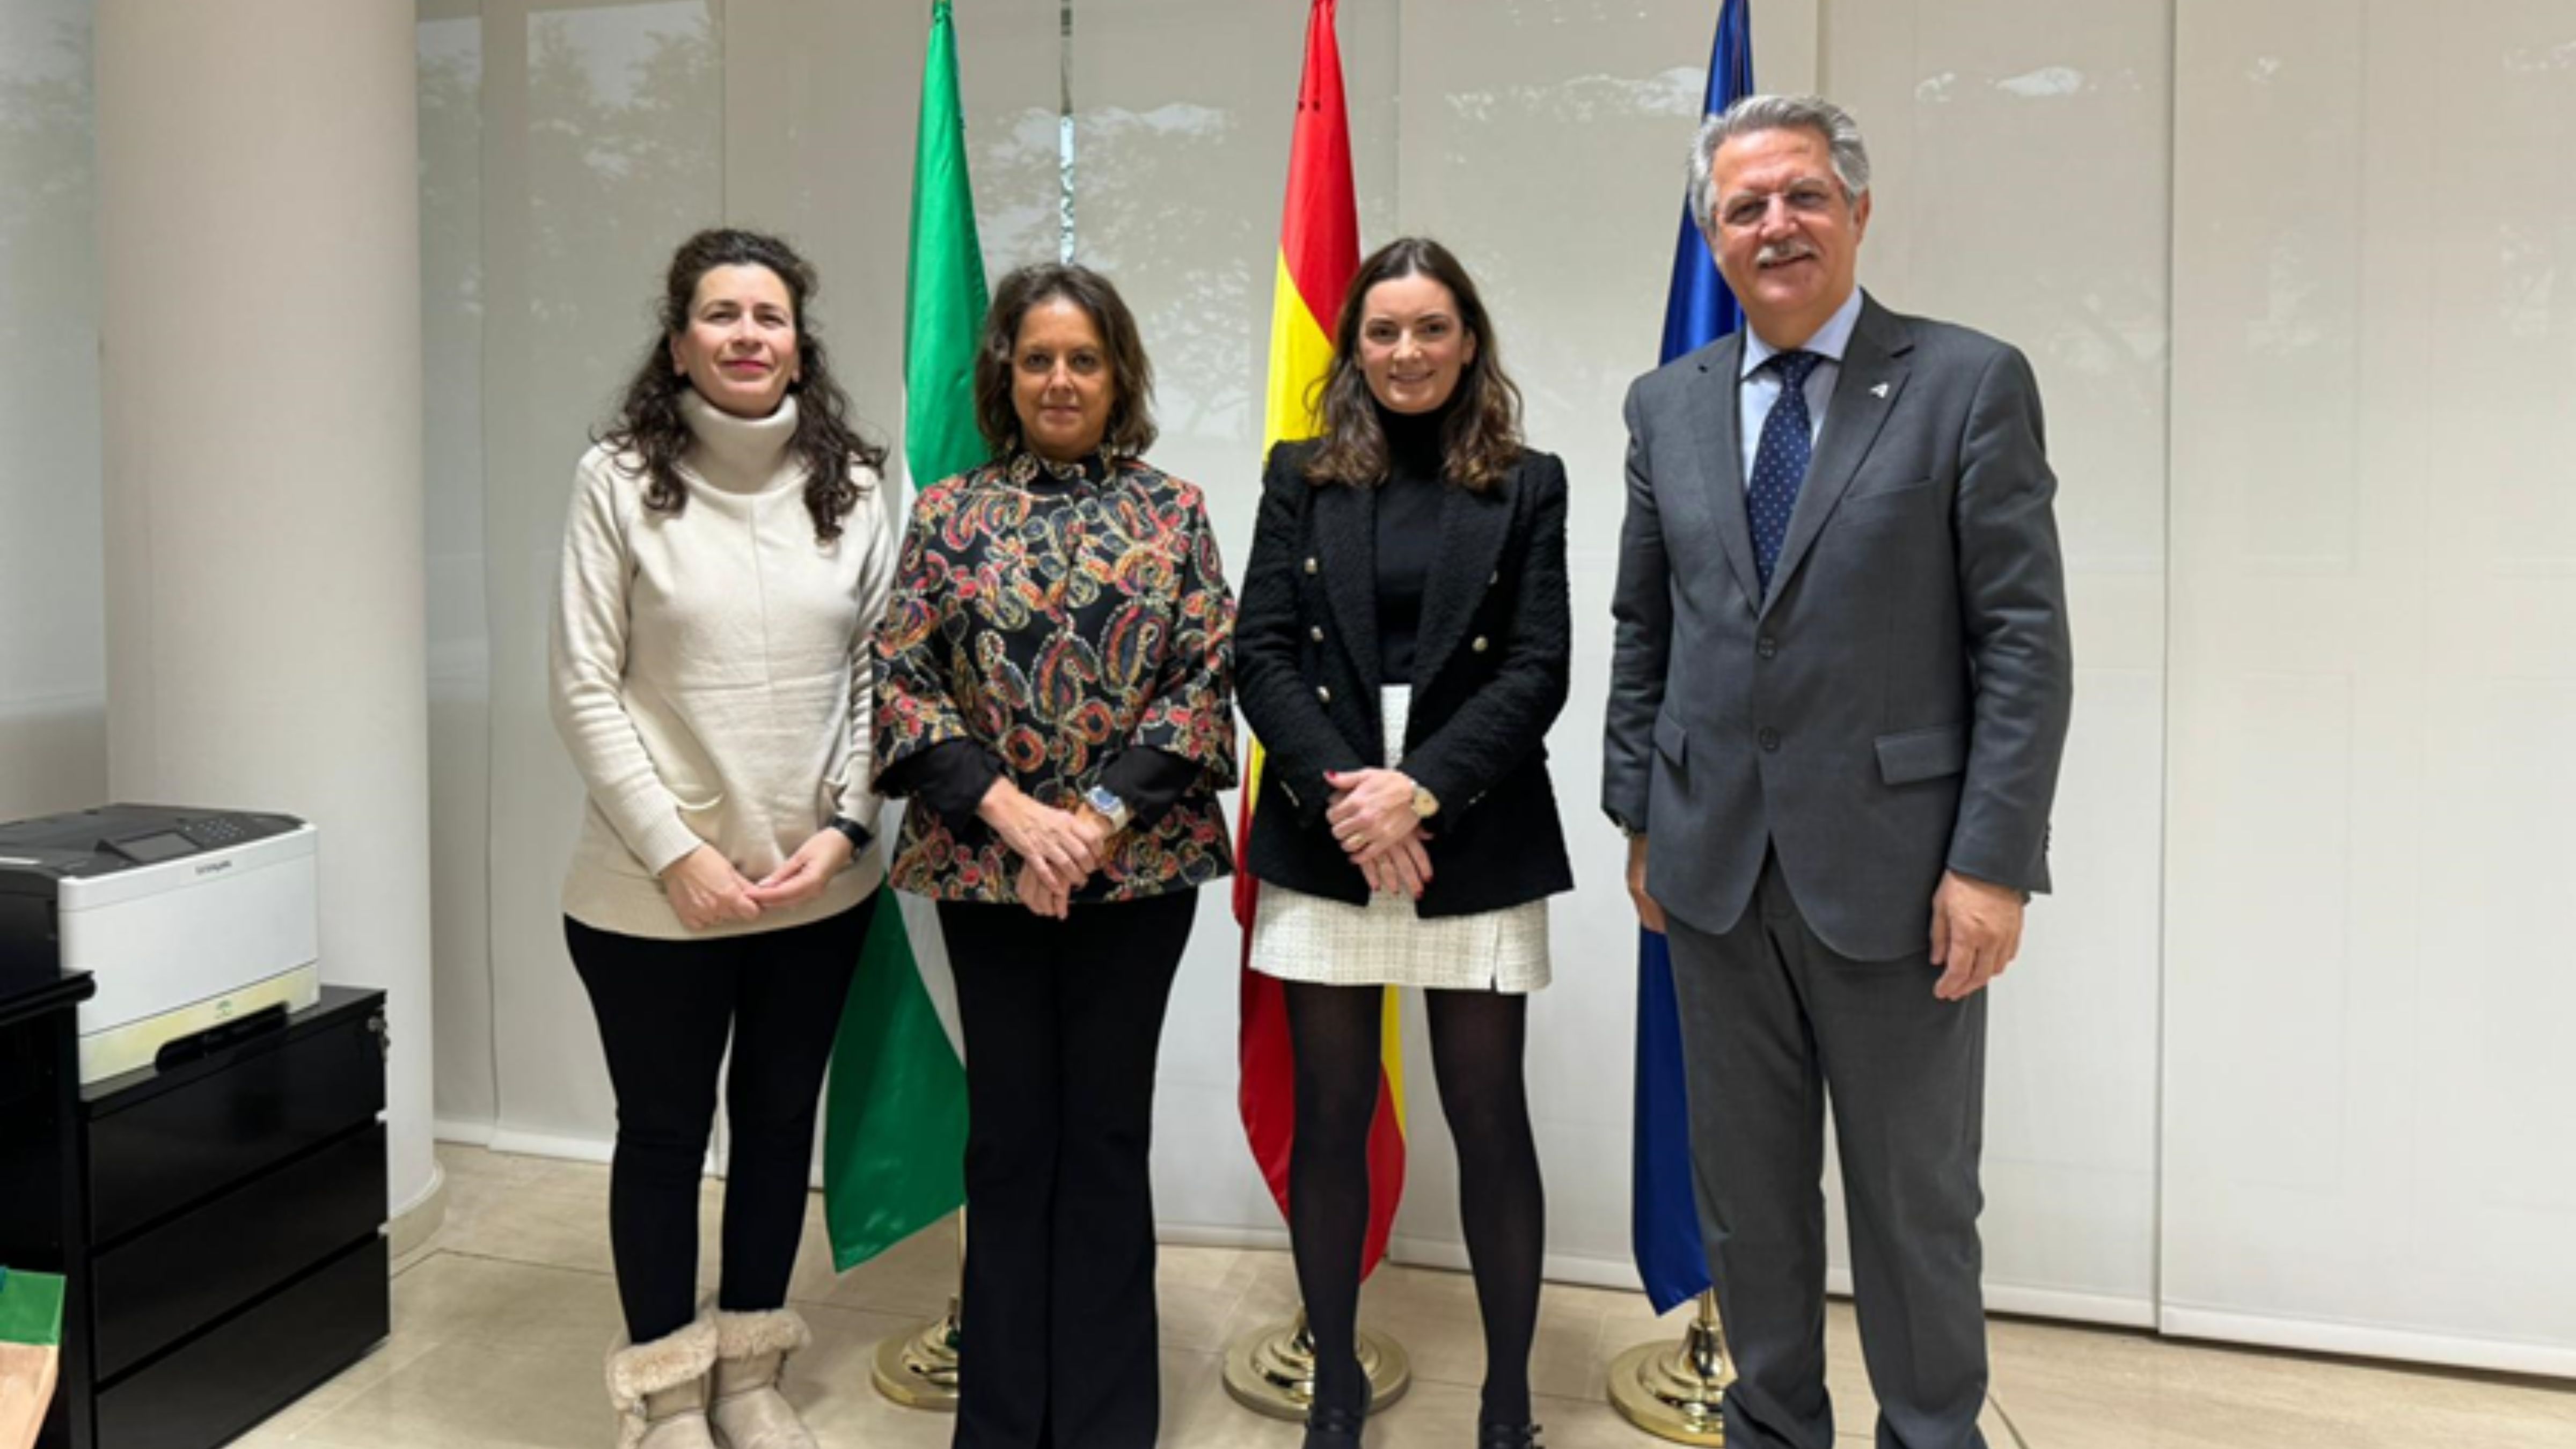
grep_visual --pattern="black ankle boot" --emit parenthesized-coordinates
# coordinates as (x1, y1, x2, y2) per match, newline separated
(1475, 1422, 1542, 1449)
(1302, 1399, 1366, 1448)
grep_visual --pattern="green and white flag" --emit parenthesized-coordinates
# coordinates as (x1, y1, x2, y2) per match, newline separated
(820, 0, 985, 1273)
(899, 0, 990, 495)
(0, 1266, 65, 1447)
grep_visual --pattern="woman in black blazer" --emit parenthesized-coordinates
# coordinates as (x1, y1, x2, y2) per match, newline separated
(1235, 237, 1572, 1449)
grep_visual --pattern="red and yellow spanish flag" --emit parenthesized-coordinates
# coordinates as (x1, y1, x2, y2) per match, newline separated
(1235, 0, 1407, 1280)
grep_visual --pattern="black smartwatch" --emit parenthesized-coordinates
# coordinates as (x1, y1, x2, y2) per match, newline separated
(827, 815, 874, 852)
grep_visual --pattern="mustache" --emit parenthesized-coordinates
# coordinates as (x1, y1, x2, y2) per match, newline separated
(1754, 241, 1818, 267)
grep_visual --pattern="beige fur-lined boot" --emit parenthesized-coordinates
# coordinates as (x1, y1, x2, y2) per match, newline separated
(707, 1306, 817, 1449)
(606, 1316, 720, 1448)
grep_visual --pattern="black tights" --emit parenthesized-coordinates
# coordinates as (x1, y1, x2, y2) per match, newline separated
(1284, 982, 1545, 1426)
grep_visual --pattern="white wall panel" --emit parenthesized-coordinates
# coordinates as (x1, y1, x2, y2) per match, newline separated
(421, 0, 496, 1131)
(0, 0, 107, 822)
(2166, 0, 2576, 1373)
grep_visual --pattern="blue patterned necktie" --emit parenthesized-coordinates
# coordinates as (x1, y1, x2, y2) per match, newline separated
(1746, 349, 1823, 595)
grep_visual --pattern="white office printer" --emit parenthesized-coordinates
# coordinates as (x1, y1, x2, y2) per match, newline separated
(0, 804, 320, 1084)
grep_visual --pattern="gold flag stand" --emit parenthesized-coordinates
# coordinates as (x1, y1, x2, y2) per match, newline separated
(871, 1210, 963, 1411)
(1607, 1289, 1730, 1445)
(1222, 1305, 1409, 1421)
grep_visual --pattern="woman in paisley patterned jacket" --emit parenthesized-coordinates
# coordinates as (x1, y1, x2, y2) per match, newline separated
(870, 262, 1235, 1449)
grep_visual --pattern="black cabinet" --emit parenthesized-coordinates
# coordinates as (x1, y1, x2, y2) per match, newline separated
(0, 982, 391, 1449)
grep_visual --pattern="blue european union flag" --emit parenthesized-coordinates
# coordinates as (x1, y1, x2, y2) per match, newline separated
(1633, 0, 1752, 1318)
(1660, 0, 1752, 369)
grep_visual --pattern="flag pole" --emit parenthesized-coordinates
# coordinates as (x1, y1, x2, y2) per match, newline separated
(1221, 1305, 1411, 1421)
(872, 1208, 965, 1410)
(1608, 1287, 1732, 1444)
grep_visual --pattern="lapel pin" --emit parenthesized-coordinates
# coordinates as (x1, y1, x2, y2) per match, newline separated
(1869, 382, 1891, 400)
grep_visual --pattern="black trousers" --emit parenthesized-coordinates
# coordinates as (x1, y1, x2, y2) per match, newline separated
(938, 891, 1198, 1449)
(565, 894, 876, 1344)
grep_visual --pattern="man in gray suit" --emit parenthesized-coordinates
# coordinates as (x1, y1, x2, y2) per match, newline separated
(1604, 94, 2073, 1449)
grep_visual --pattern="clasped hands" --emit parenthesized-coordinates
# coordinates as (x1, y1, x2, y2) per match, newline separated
(980, 777, 1116, 921)
(660, 828, 855, 932)
(1324, 767, 1433, 901)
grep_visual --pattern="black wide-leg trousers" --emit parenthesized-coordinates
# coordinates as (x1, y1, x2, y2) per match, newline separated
(939, 891, 1198, 1449)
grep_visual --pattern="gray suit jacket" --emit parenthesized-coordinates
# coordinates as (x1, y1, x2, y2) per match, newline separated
(1603, 292, 2074, 961)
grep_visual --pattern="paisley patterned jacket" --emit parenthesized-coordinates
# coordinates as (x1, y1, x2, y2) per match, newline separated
(872, 451, 1238, 904)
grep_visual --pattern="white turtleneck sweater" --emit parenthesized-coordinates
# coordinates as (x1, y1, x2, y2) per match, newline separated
(550, 390, 900, 940)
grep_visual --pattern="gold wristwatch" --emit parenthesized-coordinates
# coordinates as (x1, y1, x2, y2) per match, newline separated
(1409, 784, 1441, 820)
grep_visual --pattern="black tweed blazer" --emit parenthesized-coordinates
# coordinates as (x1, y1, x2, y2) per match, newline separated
(1235, 438, 1575, 918)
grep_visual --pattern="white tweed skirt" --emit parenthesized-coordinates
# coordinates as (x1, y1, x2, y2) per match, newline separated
(1248, 686, 1552, 994)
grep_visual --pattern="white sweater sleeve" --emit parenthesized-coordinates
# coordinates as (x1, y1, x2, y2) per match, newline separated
(834, 466, 903, 825)
(548, 456, 706, 877)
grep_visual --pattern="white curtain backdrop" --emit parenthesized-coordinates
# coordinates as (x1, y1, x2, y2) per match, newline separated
(6, 0, 2564, 1383)
(2159, 0, 2576, 1378)
(397, 0, 2576, 1375)
(0, 0, 108, 819)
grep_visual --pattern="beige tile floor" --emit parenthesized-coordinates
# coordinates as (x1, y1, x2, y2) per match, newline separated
(230, 1145, 2575, 1447)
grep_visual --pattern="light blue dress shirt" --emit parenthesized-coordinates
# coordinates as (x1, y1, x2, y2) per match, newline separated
(1736, 287, 1865, 491)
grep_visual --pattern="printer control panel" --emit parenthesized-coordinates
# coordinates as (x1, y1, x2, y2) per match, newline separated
(181, 814, 259, 850)
(100, 815, 273, 867)
(0, 806, 309, 881)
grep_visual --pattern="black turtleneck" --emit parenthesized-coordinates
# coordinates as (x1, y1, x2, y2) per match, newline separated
(1374, 403, 1451, 687)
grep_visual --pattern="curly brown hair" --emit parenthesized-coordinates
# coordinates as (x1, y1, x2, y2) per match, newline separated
(972, 264, 1159, 462)
(1304, 237, 1524, 492)
(599, 229, 887, 542)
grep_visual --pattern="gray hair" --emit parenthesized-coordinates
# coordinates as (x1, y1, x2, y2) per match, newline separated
(1687, 93, 1872, 237)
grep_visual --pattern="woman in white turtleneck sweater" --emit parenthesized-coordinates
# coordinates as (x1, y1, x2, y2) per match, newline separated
(548, 229, 898, 1449)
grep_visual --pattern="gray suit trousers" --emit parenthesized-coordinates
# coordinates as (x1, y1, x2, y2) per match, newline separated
(1665, 855, 1989, 1449)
